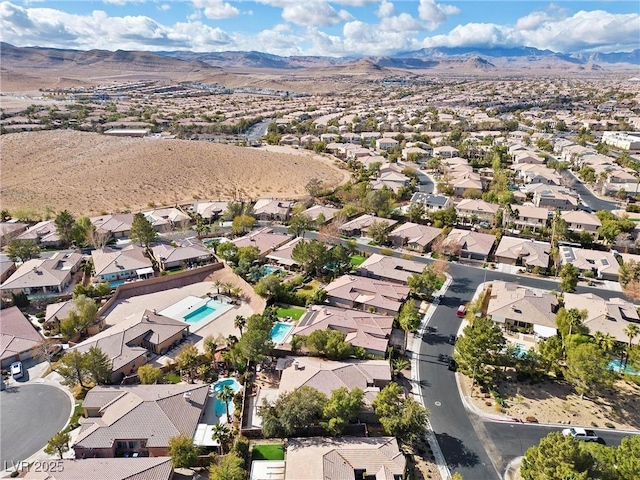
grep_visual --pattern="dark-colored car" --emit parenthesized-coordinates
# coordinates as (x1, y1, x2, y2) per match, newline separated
(448, 334, 457, 345)
(448, 358, 457, 371)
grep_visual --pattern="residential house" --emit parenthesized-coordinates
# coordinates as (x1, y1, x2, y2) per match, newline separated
(564, 293, 640, 345)
(410, 193, 453, 212)
(151, 243, 213, 270)
(342, 132, 361, 144)
(324, 275, 410, 316)
(371, 170, 410, 193)
(440, 229, 496, 261)
(284, 437, 405, 480)
(265, 237, 304, 268)
(1, 251, 82, 296)
(191, 201, 229, 222)
(559, 246, 619, 281)
(375, 137, 399, 151)
(72, 310, 189, 383)
(0, 221, 28, 245)
(73, 384, 209, 458)
(91, 245, 153, 284)
(601, 131, 640, 151)
(253, 199, 293, 222)
(494, 237, 550, 272)
(487, 280, 558, 338)
(231, 227, 291, 256)
(433, 145, 459, 158)
(508, 204, 549, 231)
(357, 253, 426, 284)
(276, 356, 391, 409)
(293, 306, 394, 356)
(300, 205, 340, 224)
(560, 211, 602, 235)
(90, 214, 134, 239)
(388, 222, 441, 252)
(279, 134, 300, 146)
(402, 146, 430, 162)
(338, 214, 397, 238)
(449, 172, 483, 197)
(45, 300, 75, 327)
(143, 208, 190, 232)
(455, 199, 499, 225)
(0, 306, 44, 368)
(512, 151, 545, 164)
(23, 457, 174, 480)
(529, 185, 579, 209)
(0, 259, 16, 283)
(514, 164, 562, 185)
(14, 221, 62, 248)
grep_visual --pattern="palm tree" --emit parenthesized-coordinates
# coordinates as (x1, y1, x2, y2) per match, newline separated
(213, 280, 222, 294)
(210, 424, 232, 454)
(222, 282, 234, 295)
(594, 332, 616, 355)
(234, 315, 247, 336)
(217, 385, 236, 423)
(623, 324, 639, 367)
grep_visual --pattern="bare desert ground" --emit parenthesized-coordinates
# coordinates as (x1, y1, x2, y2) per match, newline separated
(461, 375, 640, 431)
(0, 130, 349, 215)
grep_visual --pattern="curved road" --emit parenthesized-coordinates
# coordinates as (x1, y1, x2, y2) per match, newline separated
(271, 226, 638, 477)
(0, 383, 72, 468)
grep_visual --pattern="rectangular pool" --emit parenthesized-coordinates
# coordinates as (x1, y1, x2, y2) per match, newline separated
(184, 304, 218, 323)
(270, 321, 294, 344)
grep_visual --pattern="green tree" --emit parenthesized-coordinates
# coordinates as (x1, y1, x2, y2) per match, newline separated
(398, 299, 421, 333)
(453, 317, 506, 385)
(6, 240, 41, 263)
(168, 434, 200, 468)
(538, 335, 564, 375)
(372, 382, 428, 444)
(288, 214, 314, 238)
(555, 308, 589, 339)
(175, 343, 200, 383)
(83, 346, 112, 385)
(367, 219, 390, 244)
(521, 432, 596, 480)
(407, 265, 443, 297)
(44, 431, 71, 459)
(407, 203, 425, 223)
(55, 210, 76, 246)
(236, 314, 274, 363)
(259, 386, 328, 437)
(619, 260, 640, 287)
(623, 323, 640, 368)
(217, 385, 236, 423)
(565, 343, 613, 399)
(254, 274, 283, 299)
(305, 177, 324, 197)
(137, 364, 164, 384)
(57, 349, 88, 388)
(615, 435, 640, 479)
(203, 335, 218, 359)
(321, 387, 364, 436)
(291, 239, 330, 277)
(130, 212, 158, 248)
(72, 216, 93, 246)
(233, 315, 247, 336)
(231, 214, 256, 234)
(559, 263, 579, 292)
(305, 329, 353, 360)
(222, 201, 245, 221)
(209, 452, 246, 480)
(211, 424, 233, 454)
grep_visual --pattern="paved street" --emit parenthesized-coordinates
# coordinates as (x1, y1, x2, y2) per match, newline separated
(0, 384, 72, 469)
(560, 170, 618, 212)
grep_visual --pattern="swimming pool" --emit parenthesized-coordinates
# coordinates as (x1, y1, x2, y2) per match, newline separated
(184, 304, 218, 323)
(263, 265, 282, 275)
(159, 295, 233, 331)
(270, 321, 294, 344)
(608, 359, 639, 375)
(212, 378, 242, 424)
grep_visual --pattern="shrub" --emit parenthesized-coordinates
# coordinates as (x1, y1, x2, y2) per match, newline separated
(605, 422, 615, 429)
(526, 416, 538, 423)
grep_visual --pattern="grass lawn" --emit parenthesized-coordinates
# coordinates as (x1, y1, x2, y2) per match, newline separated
(296, 279, 321, 301)
(349, 255, 366, 267)
(276, 305, 305, 321)
(164, 372, 181, 384)
(252, 444, 285, 461)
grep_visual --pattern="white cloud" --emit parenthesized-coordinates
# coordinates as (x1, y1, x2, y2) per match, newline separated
(102, 0, 146, 5)
(158, 4, 171, 12)
(192, 0, 239, 20)
(376, 0, 395, 19)
(423, 9, 640, 53)
(418, 0, 460, 30)
(256, 0, 352, 27)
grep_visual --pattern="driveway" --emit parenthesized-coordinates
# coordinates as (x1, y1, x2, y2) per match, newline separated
(0, 383, 72, 467)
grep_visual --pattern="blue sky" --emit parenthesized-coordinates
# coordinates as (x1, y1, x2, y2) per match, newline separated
(1, 1, 638, 56)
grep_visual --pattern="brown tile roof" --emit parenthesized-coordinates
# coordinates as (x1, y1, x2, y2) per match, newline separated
(1, 251, 82, 291)
(487, 281, 557, 329)
(91, 245, 152, 277)
(75, 384, 209, 449)
(357, 253, 426, 283)
(389, 222, 441, 248)
(0, 305, 44, 362)
(285, 437, 405, 480)
(22, 457, 173, 480)
(324, 275, 410, 314)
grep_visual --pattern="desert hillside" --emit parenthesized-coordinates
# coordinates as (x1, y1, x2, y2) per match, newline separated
(0, 131, 348, 216)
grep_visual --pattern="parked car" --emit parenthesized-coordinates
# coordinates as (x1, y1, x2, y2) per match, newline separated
(562, 427, 599, 442)
(448, 358, 457, 371)
(10, 361, 23, 380)
(456, 305, 466, 317)
(448, 334, 457, 345)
